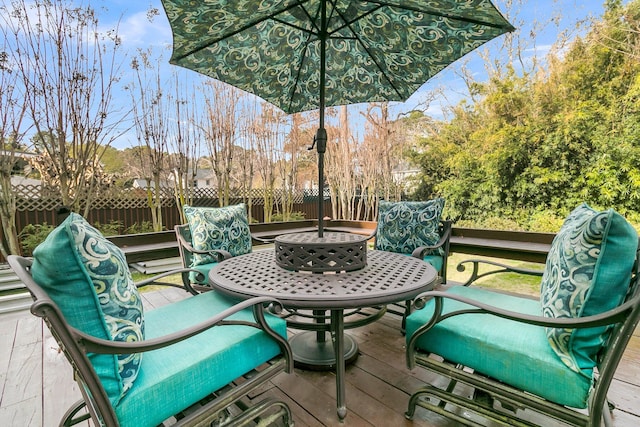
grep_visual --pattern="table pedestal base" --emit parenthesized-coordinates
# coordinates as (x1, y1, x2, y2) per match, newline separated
(289, 331, 359, 371)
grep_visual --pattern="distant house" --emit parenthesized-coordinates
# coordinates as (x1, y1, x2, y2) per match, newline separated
(131, 178, 174, 190)
(191, 169, 217, 188)
(392, 162, 420, 183)
(3, 150, 41, 192)
(11, 176, 42, 187)
(392, 162, 421, 193)
(169, 168, 217, 189)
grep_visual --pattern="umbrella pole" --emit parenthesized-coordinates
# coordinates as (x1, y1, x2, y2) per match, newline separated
(317, 0, 328, 238)
(316, 128, 327, 237)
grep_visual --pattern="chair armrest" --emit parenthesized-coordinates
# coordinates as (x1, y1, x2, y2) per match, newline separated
(411, 220, 452, 259)
(406, 290, 636, 369)
(175, 229, 232, 261)
(203, 248, 232, 261)
(56, 296, 293, 373)
(411, 233, 449, 258)
(456, 259, 544, 287)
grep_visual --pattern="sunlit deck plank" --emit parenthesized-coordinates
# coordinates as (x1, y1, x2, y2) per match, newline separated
(0, 316, 42, 426)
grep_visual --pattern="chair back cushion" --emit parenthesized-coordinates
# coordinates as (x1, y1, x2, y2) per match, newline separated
(183, 204, 252, 266)
(541, 203, 638, 374)
(375, 199, 445, 254)
(30, 213, 144, 406)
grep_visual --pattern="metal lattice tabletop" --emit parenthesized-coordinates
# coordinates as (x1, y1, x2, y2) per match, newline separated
(209, 249, 437, 309)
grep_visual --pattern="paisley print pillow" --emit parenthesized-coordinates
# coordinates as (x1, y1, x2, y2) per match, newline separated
(31, 213, 144, 405)
(183, 204, 252, 266)
(375, 199, 445, 255)
(540, 203, 637, 375)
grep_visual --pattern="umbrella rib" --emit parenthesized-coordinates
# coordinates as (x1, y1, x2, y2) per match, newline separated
(286, 32, 317, 113)
(366, 0, 515, 31)
(323, 0, 515, 100)
(283, 0, 326, 112)
(329, 5, 406, 99)
(171, 0, 314, 62)
(284, 0, 357, 112)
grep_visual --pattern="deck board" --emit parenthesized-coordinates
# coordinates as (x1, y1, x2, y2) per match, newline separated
(1, 287, 639, 427)
(1, 316, 42, 426)
(41, 331, 87, 426)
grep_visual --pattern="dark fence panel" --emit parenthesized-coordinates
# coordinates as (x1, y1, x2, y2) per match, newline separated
(2, 184, 373, 261)
(11, 199, 333, 231)
(1, 194, 337, 261)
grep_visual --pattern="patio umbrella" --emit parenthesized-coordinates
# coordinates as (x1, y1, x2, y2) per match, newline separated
(161, 0, 514, 236)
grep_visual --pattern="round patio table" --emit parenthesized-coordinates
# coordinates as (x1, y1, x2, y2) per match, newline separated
(208, 248, 438, 421)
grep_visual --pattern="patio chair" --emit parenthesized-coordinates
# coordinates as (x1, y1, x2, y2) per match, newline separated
(371, 198, 451, 329)
(405, 203, 640, 427)
(175, 203, 270, 290)
(9, 212, 293, 427)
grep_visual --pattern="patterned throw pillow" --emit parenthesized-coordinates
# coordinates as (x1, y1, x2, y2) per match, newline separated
(31, 213, 144, 405)
(375, 199, 445, 254)
(183, 204, 252, 266)
(540, 203, 637, 375)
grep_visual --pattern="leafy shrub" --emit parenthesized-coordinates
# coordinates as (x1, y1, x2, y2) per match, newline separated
(19, 223, 55, 256)
(455, 216, 523, 231)
(525, 210, 564, 233)
(478, 216, 523, 231)
(125, 221, 154, 234)
(451, 209, 565, 233)
(94, 220, 124, 236)
(271, 212, 306, 222)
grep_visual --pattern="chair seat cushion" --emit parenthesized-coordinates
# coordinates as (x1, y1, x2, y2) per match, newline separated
(422, 254, 443, 275)
(188, 262, 218, 284)
(114, 291, 287, 427)
(406, 286, 592, 409)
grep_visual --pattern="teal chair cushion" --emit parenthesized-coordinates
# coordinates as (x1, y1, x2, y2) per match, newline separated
(184, 204, 252, 266)
(31, 213, 144, 406)
(422, 254, 444, 275)
(540, 203, 638, 374)
(375, 199, 445, 255)
(406, 286, 593, 408)
(114, 291, 287, 427)
(188, 262, 218, 285)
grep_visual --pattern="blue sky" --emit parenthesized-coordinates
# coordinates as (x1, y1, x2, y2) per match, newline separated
(92, 1, 615, 148)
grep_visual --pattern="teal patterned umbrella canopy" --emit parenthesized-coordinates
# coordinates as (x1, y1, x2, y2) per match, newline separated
(161, 0, 513, 235)
(161, 0, 514, 114)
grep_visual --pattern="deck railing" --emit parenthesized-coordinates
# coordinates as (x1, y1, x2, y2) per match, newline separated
(107, 219, 554, 264)
(0, 219, 554, 314)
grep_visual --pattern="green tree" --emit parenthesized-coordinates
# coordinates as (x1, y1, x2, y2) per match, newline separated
(410, 0, 640, 230)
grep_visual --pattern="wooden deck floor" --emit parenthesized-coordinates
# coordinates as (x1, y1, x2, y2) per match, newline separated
(1, 286, 639, 427)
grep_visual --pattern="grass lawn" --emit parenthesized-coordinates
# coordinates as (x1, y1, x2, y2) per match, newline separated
(131, 271, 184, 292)
(446, 252, 544, 298)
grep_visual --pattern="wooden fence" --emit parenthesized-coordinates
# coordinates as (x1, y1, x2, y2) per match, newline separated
(2, 184, 335, 261)
(11, 200, 331, 235)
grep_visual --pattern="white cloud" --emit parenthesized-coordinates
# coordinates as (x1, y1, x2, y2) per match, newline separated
(98, 3, 172, 51)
